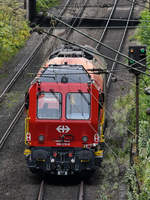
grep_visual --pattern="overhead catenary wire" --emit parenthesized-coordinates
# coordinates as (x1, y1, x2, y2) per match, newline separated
(30, 65, 149, 94)
(30, 55, 148, 74)
(61, 16, 142, 22)
(49, 4, 114, 8)
(34, 27, 150, 77)
(33, 68, 149, 92)
(29, 57, 148, 89)
(51, 15, 148, 70)
(34, 9, 150, 90)
(56, 25, 150, 29)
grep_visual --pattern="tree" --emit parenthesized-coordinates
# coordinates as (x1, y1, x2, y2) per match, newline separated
(0, 0, 30, 67)
(36, 0, 60, 13)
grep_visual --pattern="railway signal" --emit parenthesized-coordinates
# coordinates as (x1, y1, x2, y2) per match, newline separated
(128, 45, 147, 157)
(128, 45, 146, 75)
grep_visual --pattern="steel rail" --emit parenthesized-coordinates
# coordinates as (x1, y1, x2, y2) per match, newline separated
(0, 0, 72, 101)
(65, 0, 89, 40)
(64, 0, 81, 39)
(96, 0, 119, 48)
(74, 0, 89, 28)
(37, 180, 45, 200)
(106, 0, 136, 88)
(0, 103, 25, 149)
(58, 0, 72, 16)
(78, 181, 84, 200)
(0, 44, 43, 101)
(36, 180, 83, 200)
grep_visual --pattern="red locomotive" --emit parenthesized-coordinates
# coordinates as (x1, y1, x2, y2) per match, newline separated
(24, 44, 106, 175)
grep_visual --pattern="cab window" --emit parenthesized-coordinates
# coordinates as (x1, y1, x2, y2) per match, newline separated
(66, 93, 90, 120)
(37, 93, 61, 119)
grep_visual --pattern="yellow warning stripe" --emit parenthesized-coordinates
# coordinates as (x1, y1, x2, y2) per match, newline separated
(100, 106, 105, 143)
(25, 117, 30, 145)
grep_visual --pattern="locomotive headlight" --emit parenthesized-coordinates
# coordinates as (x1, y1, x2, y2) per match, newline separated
(82, 136, 88, 143)
(71, 158, 75, 163)
(38, 135, 45, 143)
(50, 158, 55, 163)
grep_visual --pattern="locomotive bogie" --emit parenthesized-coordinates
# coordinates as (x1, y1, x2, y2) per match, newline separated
(24, 146, 103, 175)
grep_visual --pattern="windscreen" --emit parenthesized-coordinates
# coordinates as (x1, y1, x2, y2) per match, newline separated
(37, 93, 61, 119)
(66, 93, 91, 120)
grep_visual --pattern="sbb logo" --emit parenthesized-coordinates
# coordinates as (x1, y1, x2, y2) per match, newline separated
(56, 125, 70, 133)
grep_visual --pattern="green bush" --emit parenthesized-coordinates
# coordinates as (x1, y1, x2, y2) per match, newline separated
(0, 0, 30, 68)
(113, 78, 150, 199)
(113, 9, 150, 199)
(135, 10, 150, 198)
(134, 10, 150, 66)
(36, 0, 60, 13)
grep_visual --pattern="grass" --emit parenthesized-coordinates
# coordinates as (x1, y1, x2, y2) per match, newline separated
(4, 92, 23, 109)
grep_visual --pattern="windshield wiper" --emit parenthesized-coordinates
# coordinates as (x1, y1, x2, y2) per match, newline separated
(49, 89, 61, 104)
(78, 90, 90, 105)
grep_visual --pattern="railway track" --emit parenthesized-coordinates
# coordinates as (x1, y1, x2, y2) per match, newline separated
(37, 179, 85, 200)
(64, 0, 89, 40)
(96, 0, 118, 44)
(0, 103, 25, 149)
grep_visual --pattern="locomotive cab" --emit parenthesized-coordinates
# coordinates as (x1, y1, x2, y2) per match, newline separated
(24, 46, 106, 175)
